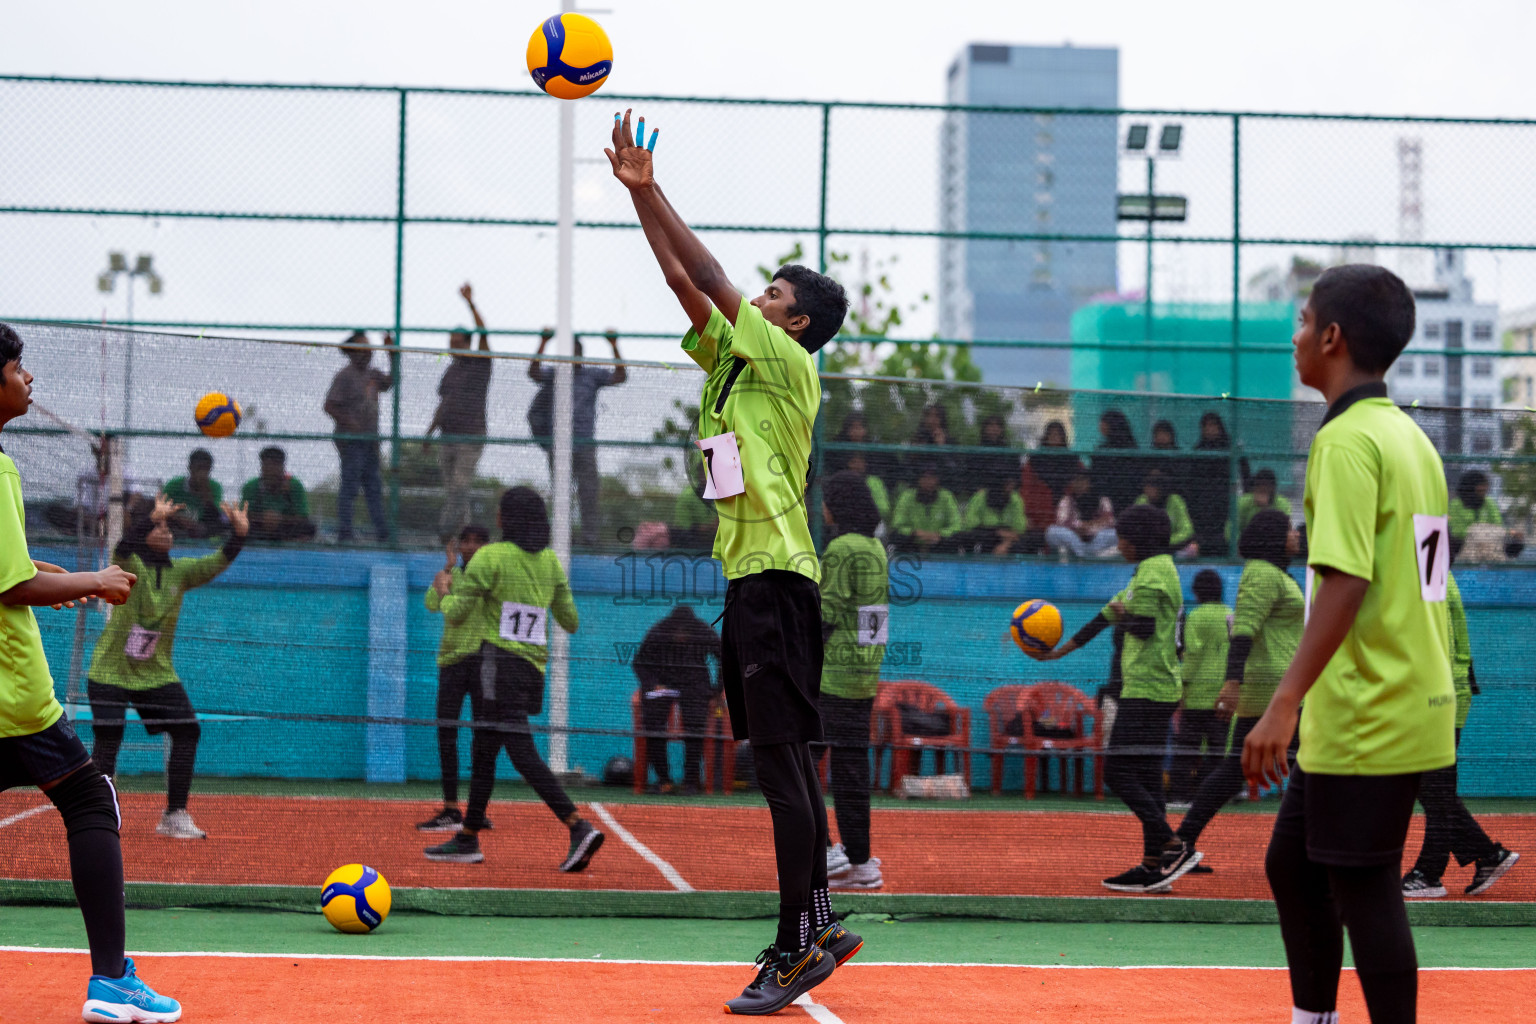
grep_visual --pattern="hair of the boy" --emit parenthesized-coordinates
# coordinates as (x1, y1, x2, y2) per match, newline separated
(823, 470, 881, 537)
(0, 323, 22, 366)
(1239, 507, 1293, 570)
(1117, 502, 1171, 559)
(189, 448, 213, 469)
(1192, 568, 1224, 604)
(773, 264, 849, 354)
(1309, 264, 1417, 373)
(459, 523, 491, 543)
(500, 485, 550, 553)
(259, 446, 285, 463)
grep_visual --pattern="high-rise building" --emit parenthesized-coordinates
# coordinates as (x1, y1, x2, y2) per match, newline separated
(939, 43, 1119, 386)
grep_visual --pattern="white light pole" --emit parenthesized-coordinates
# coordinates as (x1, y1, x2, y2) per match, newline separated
(97, 251, 163, 438)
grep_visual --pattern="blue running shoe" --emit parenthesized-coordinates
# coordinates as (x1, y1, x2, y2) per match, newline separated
(82, 957, 182, 1023)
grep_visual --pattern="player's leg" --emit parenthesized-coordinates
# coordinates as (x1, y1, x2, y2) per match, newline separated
(85, 680, 127, 778)
(1172, 716, 1257, 856)
(824, 694, 879, 889)
(1440, 729, 1514, 895)
(1265, 767, 1345, 1020)
(361, 443, 388, 542)
(420, 659, 473, 831)
(139, 685, 204, 839)
(1103, 698, 1184, 891)
(679, 685, 708, 793)
(1405, 763, 1456, 897)
(1305, 770, 1423, 1024)
(19, 722, 180, 1022)
(639, 687, 676, 790)
(753, 740, 820, 946)
(335, 441, 361, 541)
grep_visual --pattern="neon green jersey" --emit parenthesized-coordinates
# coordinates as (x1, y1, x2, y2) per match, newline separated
(1135, 494, 1195, 547)
(425, 565, 481, 667)
(963, 490, 1028, 534)
(1448, 497, 1501, 541)
(1232, 559, 1304, 717)
(1104, 553, 1183, 703)
(819, 533, 888, 700)
(1447, 572, 1472, 730)
(0, 452, 61, 739)
(1299, 388, 1455, 775)
(1180, 602, 1232, 710)
(681, 301, 821, 583)
(88, 549, 234, 691)
(439, 541, 577, 674)
(892, 488, 961, 538)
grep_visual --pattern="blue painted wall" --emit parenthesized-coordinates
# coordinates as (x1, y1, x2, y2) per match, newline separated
(32, 547, 1536, 797)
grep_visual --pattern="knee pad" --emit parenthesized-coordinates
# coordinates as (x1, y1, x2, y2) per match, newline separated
(46, 765, 121, 838)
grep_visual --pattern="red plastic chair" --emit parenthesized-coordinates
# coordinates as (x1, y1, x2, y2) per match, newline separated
(871, 681, 971, 792)
(1017, 682, 1104, 799)
(631, 691, 736, 795)
(983, 684, 1033, 796)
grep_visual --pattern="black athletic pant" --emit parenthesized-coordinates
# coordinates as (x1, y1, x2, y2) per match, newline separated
(464, 654, 577, 830)
(88, 681, 200, 813)
(1104, 698, 1178, 859)
(639, 686, 710, 788)
(1175, 716, 1259, 846)
(814, 694, 874, 865)
(1266, 766, 1421, 1023)
(754, 740, 831, 951)
(435, 657, 481, 806)
(1168, 707, 1228, 802)
(1413, 729, 1495, 880)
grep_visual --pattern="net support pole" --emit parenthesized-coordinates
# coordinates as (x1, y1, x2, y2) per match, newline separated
(365, 562, 407, 783)
(547, 48, 577, 776)
(1229, 114, 1243, 557)
(388, 88, 407, 545)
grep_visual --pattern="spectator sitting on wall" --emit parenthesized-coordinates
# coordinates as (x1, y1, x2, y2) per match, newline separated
(891, 462, 960, 553)
(1150, 419, 1187, 500)
(902, 403, 950, 487)
(324, 330, 395, 543)
(633, 605, 721, 795)
(968, 413, 1018, 495)
(528, 330, 627, 547)
(1020, 420, 1083, 550)
(1449, 469, 1524, 561)
(162, 448, 224, 538)
(955, 470, 1028, 556)
(833, 411, 896, 495)
(1187, 411, 1247, 555)
(1091, 408, 1142, 516)
(1136, 468, 1198, 559)
(1233, 468, 1291, 539)
(427, 284, 493, 543)
(1046, 469, 1118, 558)
(840, 450, 889, 526)
(240, 447, 316, 542)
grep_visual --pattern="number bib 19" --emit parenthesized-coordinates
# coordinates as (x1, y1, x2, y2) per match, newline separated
(1413, 513, 1450, 602)
(857, 605, 889, 647)
(500, 602, 548, 646)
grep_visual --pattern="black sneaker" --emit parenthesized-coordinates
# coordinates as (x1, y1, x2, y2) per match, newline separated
(1402, 867, 1447, 899)
(1466, 845, 1520, 896)
(1103, 863, 1173, 894)
(1156, 839, 1204, 887)
(559, 819, 604, 873)
(812, 915, 863, 966)
(723, 945, 835, 1016)
(424, 831, 483, 863)
(416, 807, 464, 832)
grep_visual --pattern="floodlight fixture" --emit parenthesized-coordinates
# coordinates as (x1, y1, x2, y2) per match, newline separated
(133, 254, 153, 274)
(108, 252, 127, 273)
(97, 273, 114, 293)
(1159, 124, 1183, 154)
(147, 274, 163, 295)
(1124, 123, 1150, 153)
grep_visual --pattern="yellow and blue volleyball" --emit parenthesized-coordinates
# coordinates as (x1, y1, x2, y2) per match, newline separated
(194, 392, 242, 438)
(1010, 599, 1064, 654)
(320, 864, 391, 934)
(526, 13, 613, 100)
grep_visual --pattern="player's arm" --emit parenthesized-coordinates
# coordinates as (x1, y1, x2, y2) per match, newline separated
(1029, 589, 1124, 662)
(528, 329, 552, 382)
(461, 283, 490, 351)
(2, 566, 135, 607)
(607, 109, 742, 324)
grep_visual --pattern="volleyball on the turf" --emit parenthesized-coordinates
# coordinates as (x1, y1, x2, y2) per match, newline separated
(320, 864, 391, 934)
(1011, 599, 1064, 654)
(526, 13, 613, 100)
(193, 392, 242, 438)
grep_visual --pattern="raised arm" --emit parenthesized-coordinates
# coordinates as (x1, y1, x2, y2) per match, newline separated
(529, 329, 553, 382)
(606, 109, 741, 325)
(604, 330, 628, 387)
(461, 283, 490, 351)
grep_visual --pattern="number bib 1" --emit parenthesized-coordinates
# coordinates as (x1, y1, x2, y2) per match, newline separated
(124, 624, 161, 662)
(500, 602, 548, 646)
(857, 605, 890, 647)
(696, 432, 745, 500)
(1413, 513, 1450, 602)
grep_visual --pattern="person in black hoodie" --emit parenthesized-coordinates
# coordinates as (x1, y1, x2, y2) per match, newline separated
(1091, 409, 1141, 517)
(1186, 411, 1247, 556)
(633, 606, 721, 794)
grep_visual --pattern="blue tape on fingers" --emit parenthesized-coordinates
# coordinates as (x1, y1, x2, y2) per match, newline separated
(637, 118, 645, 143)
(647, 129, 659, 152)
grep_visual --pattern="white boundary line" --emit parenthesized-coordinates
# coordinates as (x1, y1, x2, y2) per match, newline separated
(0, 803, 51, 829)
(1, 948, 1528, 971)
(794, 993, 848, 1023)
(587, 801, 694, 893)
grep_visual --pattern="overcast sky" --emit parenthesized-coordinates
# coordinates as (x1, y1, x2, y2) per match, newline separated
(8, 0, 1536, 117)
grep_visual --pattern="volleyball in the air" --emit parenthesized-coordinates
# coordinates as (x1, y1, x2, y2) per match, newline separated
(526, 13, 613, 100)
(320, 864, 392, 934)
(194, 392, 242, 438)
(1011, 599, 1064, 654)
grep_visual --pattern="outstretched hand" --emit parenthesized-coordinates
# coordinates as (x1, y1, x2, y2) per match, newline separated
(221, 501, 250, 538)
(605, 108, 654, 191)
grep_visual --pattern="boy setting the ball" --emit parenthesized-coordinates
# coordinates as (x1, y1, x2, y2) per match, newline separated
(607, 110, 858, 1014)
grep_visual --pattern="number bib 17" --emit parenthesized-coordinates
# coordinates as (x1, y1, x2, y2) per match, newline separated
(500, 602, 548, 646)
(1413, 513, 1449, 602)
(696, 432, 745, 500)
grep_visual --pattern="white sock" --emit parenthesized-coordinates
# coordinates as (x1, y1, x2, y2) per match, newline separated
(1292, 1009, 1339, 1024)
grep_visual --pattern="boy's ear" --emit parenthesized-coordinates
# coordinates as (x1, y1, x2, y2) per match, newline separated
(787, 312, 811, 336)
(1318, 319, 1345, 358)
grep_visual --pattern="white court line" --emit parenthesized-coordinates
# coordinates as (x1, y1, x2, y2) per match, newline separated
(794, 993, 848, 1023)
(1, 948, 1528, 971)
(587, 801, 694, 893)
(0, 803, 51, 830)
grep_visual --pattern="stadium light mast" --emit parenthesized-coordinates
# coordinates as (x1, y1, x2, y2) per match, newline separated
(97, 251, 163, 437)
(1117, 124, 1184, 348)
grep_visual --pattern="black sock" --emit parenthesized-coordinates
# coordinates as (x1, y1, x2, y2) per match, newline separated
(776, 905, 808, 953)
(812, 887, 834, 931)
(46, 769, 126, 979)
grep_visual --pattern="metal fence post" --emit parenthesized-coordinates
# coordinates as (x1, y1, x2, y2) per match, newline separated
(812, 103, 832, 549)
(1229, 113, 1243, 557)
(389, 88, 407, 545)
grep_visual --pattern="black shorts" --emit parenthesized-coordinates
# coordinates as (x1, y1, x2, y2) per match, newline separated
(721, 569, 824, 746)
(1274, 765, 1422, 867)
(87, 680, 196, 734)
(0, 714, 93, 791)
